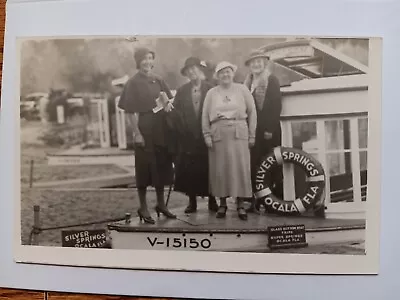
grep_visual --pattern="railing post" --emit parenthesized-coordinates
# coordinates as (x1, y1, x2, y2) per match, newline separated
(29, 160, 34, 188)
(56, 105, 65, 124)
(125, 213, 131, 224)
(32, 205, 40, 245)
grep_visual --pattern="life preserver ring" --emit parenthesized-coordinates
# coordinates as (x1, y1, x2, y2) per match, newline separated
(254, 146, 326, 216)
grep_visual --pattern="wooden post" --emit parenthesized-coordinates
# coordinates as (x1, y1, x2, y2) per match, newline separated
(125, 213, 131, 224)
(29, 160, 34, 188)
(32, 205, 40, 246)
(56, 105, 65, 124)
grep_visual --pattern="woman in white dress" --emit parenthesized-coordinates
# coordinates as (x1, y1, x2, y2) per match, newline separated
(202, 61, 257, 221)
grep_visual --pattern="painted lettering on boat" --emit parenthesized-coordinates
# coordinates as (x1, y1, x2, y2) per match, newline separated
(263, 197, 298, 213)
(281, 151, 319, 176)
(302, 185, 319, 205)
(147, 236, 212, 249)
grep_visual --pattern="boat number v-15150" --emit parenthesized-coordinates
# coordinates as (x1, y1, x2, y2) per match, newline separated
(146, 236, 212, 249)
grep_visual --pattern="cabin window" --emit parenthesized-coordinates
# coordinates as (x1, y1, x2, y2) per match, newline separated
(358, 117, 368, 201)
(286, 115, 368, 206)
(325, 119, 353, 203)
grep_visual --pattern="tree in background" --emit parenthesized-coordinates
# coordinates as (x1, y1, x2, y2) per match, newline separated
(20, 37, 370, 97)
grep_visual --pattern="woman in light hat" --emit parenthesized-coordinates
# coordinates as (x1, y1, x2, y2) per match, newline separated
(202, 61, 257, 220)
(118, 47, 177, 224)
(243, 49, 283, 212)
(173, 57, 219, 213)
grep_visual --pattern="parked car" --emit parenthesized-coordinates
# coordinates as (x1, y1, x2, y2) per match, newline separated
(20, 92, 48, 121)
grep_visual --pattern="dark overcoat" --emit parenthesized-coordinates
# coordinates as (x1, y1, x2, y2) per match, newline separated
(252, 74, 282, 153)
(246, 74, 283, 197)
(172, 80, 214, 196)
(118, 71, 175, 189)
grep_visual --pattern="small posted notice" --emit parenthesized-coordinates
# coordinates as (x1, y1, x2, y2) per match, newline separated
(267, 224, 308, 250)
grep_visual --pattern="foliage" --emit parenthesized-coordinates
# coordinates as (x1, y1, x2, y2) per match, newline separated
(20, 37, 370, 97)
(38, 117, 86, 147)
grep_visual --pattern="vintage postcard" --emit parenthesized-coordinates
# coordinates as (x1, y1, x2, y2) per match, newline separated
(14, 35, 381, 274)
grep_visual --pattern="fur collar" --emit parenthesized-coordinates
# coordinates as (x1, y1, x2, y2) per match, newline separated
(244, 69, 271, 110)
(244, 69, 271, 92)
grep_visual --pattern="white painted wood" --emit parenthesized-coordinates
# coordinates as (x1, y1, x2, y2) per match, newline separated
(115, 96, 127, 149)
(100, 99, 111, 148)
(56, 105, 65, 124)
(326, 201, 366, 220)
(281, 75, 368, 94)
(281, 121, 296, 200)
(325, 212, 366, 220)
(110, 231, 268, 252)
(95, 100, 104, 145)
(281, 89, 368, 118)
(87, 99, 111, 148)
(97, 100, 106, 148)
(327, 201, 367, 213)
(350, 118, 362, 204)
(306, 228, 365, 245)
(316, 119, 330, 206)
(109, 228, 365, 252)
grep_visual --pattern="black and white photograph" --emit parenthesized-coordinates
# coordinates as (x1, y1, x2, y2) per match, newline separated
(15, 35, 381, 273)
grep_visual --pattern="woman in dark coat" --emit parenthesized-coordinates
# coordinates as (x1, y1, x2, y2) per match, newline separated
(243, 50, 283, 212)
(173, 57, 219, 213)
(118, 47, 176, 224)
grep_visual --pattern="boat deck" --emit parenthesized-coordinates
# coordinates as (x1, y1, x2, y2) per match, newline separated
(109, 200, 365, 234)
(108, 200, 366, 252)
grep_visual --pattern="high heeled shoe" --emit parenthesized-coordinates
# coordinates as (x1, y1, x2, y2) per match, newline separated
(216, 206, 227, 218)
(237, 207, 248, 221)
(137, 209, 155, 224)
(155, 205, 177, 219)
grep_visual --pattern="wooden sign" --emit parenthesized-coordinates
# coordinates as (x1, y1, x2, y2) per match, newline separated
(267, 225, 308, 249)
(62, 229, 107, 248)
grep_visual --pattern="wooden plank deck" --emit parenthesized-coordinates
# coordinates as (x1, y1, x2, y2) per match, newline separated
(109, 199, 365, 234)
(108, 200, 365, 252)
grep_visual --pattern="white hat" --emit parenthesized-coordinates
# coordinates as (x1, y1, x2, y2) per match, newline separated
(214, 61, 238, 75)
(111, 75, 129, 87)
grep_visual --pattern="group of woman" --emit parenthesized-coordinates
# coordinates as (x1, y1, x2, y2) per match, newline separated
(118, 47, 282, 224)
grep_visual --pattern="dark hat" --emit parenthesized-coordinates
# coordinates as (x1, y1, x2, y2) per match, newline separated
(245, 49, 270, 66)
(181, 57, 207, 75)
(134, 47, 155, 68)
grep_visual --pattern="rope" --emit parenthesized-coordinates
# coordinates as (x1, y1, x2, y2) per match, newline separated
(28, 229, 35, 245)
(37, 216, 127, 232)
(28, 216, 128, 245)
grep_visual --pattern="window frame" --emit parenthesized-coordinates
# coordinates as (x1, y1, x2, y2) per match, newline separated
(282, 113, 368, 211)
